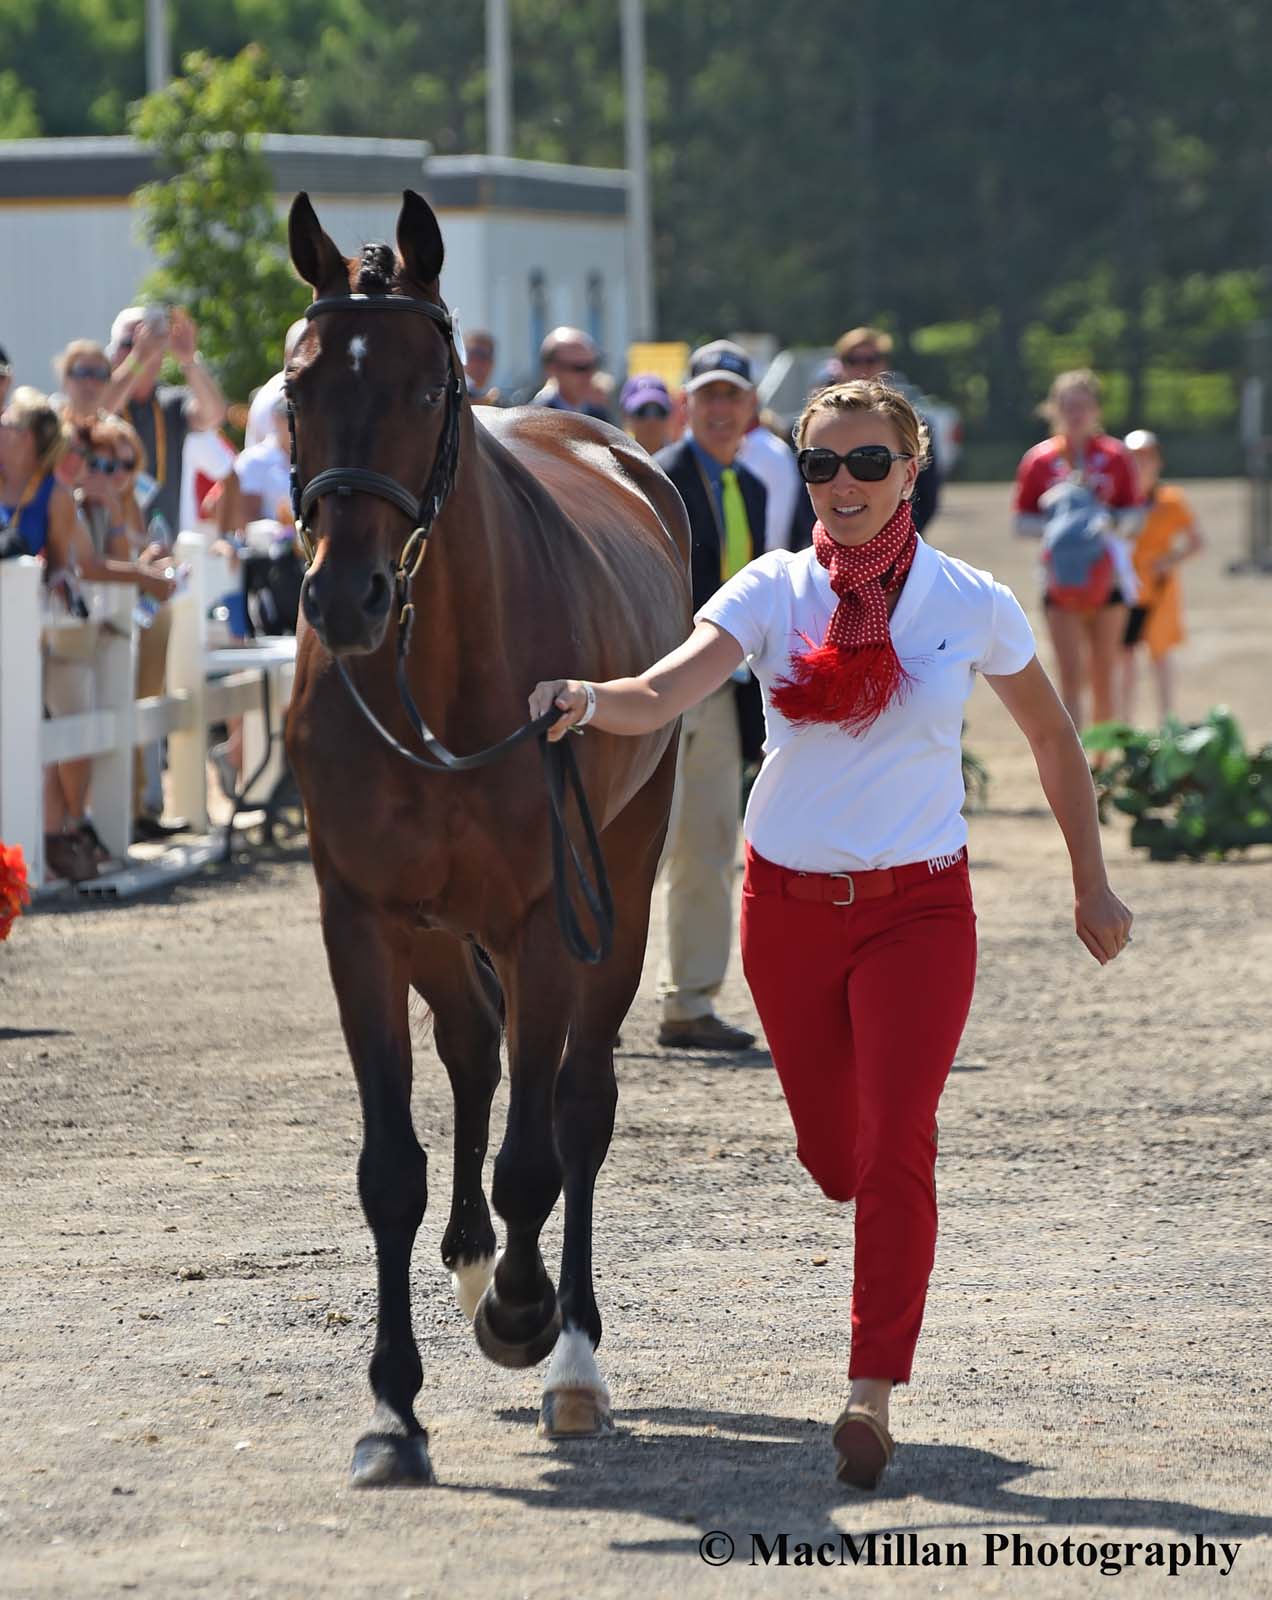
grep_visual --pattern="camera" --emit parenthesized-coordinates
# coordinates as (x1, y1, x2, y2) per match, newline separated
(142, 304, 170, 338)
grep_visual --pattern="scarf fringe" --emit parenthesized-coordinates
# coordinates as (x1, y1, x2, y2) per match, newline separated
(771, 634, 914, 734)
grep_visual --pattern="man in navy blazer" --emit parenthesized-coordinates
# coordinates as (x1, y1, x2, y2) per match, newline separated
(653, 341, 767, 1052)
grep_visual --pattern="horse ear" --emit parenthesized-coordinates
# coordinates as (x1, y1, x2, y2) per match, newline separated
(396, 189, 445, 287)
(289, 192, 346, 292)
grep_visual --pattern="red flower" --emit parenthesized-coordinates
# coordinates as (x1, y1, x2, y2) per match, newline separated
(0, 842, 31, 942)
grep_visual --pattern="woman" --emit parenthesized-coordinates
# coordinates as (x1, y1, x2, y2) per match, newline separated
(0, 388, 175, 881)
(53, 339, 115, 426)
(1014, 369, 1142, 731)
(1118, 430, 1204, 724)
(529, 380, 1133, 1490)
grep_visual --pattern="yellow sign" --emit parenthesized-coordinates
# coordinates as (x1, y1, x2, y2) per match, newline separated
(626, 341, 690, 392)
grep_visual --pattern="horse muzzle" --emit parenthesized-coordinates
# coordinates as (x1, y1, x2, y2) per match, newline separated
(300, 559, 394, 656)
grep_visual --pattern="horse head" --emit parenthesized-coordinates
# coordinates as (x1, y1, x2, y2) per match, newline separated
(286, 189, 458, 656)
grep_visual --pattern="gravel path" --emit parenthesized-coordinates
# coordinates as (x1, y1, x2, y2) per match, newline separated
(2, 482, 1269, 1597)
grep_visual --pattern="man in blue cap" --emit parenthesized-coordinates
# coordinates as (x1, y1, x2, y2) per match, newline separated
(653, 340, 767, 1051)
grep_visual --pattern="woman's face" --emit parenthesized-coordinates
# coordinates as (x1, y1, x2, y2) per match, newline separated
(63, 351, 111, 419)
(82, 444, 120, 503)
(1055, 385, 1100, 441)
(800, 408, 919, 548)
(0, 410, 36, 481)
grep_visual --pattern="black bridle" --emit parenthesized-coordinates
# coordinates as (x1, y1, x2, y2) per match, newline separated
(287, 291, 613, 964)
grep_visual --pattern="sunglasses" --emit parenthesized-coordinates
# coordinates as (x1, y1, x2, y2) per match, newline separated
(797, 445, 912, 484)
(629, 402, 669, 420)
(67, 365, 110, 382)
(556, 359, 597, 374)
(843, 352, 883, 367)
(467, 347, 493, 362)
(116, 455, 137, 471)
(86, 455, 120, 474)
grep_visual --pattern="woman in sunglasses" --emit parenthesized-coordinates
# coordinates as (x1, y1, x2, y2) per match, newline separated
(530, 378, 1132, 1490)
(54, 340, 115, 425)
(1, 389, 175, 880)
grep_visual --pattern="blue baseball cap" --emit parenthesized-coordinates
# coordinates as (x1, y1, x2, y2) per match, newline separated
(684, 339, 753, 393)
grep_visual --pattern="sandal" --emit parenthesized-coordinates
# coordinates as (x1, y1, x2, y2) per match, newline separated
(832, 1405, 894, 1490)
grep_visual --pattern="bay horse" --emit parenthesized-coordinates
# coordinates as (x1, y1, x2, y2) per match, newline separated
(283, 190, 691, 1486)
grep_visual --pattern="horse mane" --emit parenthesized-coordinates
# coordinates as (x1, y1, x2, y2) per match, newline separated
(353, 243, 400, 294)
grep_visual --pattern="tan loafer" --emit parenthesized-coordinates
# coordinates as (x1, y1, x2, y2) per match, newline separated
(832, 1405, 894, 1490)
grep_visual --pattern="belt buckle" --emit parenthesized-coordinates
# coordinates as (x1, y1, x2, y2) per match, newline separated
(830, 872, 855, 907)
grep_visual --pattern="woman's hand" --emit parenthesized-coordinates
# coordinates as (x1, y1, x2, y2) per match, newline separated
(529, 679, 588, 741)
(138, 566, 177, 602)
(1075, 884, 1134, 965)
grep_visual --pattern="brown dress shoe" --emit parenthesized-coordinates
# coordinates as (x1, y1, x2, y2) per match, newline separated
(657, 1015, 756, 1051)
(44, 831, 98, 884)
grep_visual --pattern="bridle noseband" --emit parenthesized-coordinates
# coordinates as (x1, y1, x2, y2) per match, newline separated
(284, 289, 614, 965)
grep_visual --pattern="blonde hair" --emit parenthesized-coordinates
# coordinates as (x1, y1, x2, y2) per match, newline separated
(54, 339, 110, 384)
(1042, 368, 1101, 425)
(4, 386, 67, 472)
(795, 379, 931, 469)
(834, 326, 894, 362)
(96, 411, 147, 476)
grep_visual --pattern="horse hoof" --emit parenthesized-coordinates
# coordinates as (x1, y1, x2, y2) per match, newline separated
(349, 1432, 435, 1488)
(539, 1386, 614, 1439)
(472, 1284, 562, 1370)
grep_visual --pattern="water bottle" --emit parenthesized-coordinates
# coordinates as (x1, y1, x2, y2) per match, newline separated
(147, 510, 173, 552)
(133, 592, 161, 630)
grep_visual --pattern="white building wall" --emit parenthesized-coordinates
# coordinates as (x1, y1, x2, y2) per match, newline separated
(1, 196, 627, 403)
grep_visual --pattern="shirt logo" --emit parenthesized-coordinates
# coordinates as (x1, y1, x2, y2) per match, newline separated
(937, 638, 947, 651)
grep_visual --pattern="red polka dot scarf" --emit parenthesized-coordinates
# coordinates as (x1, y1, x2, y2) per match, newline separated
(771, 498, 918, 734)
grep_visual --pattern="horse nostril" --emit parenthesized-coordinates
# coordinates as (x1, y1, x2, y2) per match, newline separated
(301, 575, 324, 626)
(363, 570, 391, 617)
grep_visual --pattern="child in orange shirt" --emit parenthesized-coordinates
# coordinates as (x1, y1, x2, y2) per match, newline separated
(1118, 430, 1204, 723)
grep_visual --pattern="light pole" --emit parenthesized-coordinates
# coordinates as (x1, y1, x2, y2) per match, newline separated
(621, 0, 655, 340)
(486, 0, 512, 158)
(145, 0, 171, 94)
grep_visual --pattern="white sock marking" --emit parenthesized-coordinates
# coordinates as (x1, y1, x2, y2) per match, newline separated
(451, 1255, 495, 1322)
(543, 1325, 610, 1408)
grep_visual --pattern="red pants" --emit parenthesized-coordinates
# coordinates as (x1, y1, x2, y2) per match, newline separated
(740, 846, 977, 1382)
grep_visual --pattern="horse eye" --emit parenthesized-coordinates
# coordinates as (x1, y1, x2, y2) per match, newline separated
(419, 386, 444, 407)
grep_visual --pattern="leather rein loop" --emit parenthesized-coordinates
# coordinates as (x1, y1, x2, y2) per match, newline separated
(286, 290, 614, 964)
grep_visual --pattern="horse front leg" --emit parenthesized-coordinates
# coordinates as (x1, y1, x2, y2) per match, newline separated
(410, 933, 501, 1320)
(320, 879, 432, 1487)
(471, 899, 570, 1371)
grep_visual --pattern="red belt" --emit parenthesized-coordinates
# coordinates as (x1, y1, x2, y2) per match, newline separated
(745, 846, 967, 907)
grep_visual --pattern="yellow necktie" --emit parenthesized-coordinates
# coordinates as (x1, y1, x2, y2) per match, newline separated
(720, 466, 751, 581)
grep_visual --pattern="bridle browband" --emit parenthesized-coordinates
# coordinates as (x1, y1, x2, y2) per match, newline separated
(285, 289, 613, 965)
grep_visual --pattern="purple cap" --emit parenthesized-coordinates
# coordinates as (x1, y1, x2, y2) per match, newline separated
(620, 374, 672, 415)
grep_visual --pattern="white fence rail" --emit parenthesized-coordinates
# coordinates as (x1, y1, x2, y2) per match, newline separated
(0, 532, 295, 891)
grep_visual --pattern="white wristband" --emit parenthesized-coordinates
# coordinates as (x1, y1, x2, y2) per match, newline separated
(576, 681, 597, 728)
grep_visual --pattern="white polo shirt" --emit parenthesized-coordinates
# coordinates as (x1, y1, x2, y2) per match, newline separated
(696, 537, 1036, 872)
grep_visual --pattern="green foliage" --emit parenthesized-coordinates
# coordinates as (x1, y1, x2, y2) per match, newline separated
(129, 47, 309, 406)
(6, 1, 1272, 443)
(1084, 709, 1272, 860)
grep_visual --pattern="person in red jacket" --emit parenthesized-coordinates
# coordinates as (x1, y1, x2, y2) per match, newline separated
(1013, 369, 1142, 730)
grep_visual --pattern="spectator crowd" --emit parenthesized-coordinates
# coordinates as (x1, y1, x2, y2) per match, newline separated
(3, 307, 1197, 1040)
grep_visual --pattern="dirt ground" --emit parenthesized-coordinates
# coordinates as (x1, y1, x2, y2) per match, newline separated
(2, 481, 1270, 1599)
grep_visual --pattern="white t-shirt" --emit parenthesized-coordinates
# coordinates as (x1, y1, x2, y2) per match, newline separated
(736, 426, 803, 553)
(245, 371, 286, 448)
(234, 439, 291, 521)
(697, 538, 1037, 872)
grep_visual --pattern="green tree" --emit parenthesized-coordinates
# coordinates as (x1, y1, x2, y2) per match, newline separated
(129, 45, 309, 404)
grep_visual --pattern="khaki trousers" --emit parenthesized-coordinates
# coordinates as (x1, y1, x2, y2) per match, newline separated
(133, 602, 172, 818)
(659, 684, 742, 1023)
